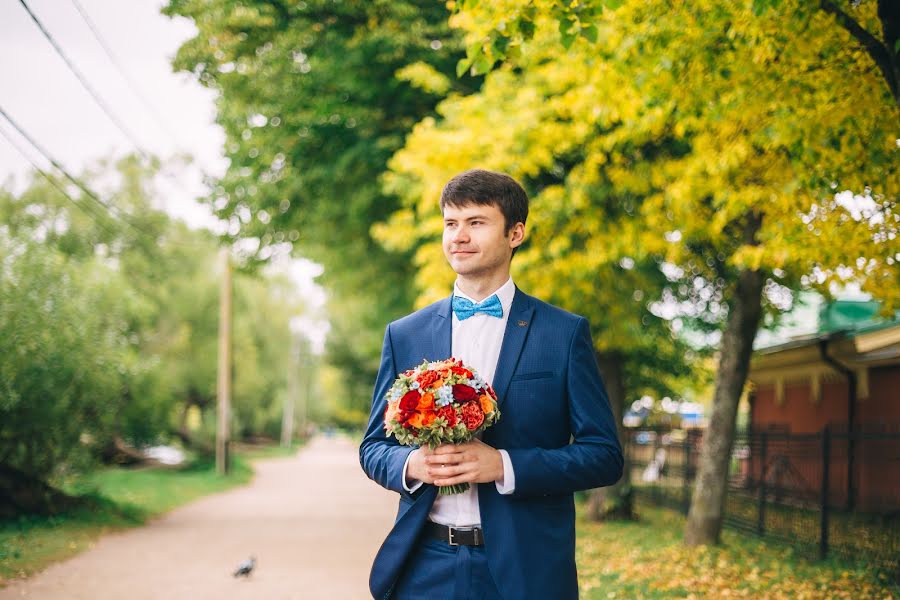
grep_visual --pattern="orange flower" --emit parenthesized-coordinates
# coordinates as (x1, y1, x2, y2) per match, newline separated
(417, 392, 435, 412)
(407, 411, 436, 428)
(479, 394, 494, 415)
(417, 370, 441, 389)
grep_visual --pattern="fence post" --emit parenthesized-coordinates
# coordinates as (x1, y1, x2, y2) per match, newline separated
(757, 430, 767, 536)
(820, 425, 831, 560)
(682, 432, 692, 515)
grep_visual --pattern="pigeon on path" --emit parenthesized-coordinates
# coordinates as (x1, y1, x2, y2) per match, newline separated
(233, 556, 256, 578)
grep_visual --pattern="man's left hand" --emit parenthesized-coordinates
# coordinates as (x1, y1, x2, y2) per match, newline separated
(425, 439, 504, 487)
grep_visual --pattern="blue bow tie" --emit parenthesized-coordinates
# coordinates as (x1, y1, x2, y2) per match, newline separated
(452, 294, 503, 320)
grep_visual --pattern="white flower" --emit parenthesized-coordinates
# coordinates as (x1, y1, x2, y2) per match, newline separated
(435, 385, 454, 407)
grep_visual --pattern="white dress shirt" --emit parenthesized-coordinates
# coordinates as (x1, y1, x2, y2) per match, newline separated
(402, 277, 517, 527)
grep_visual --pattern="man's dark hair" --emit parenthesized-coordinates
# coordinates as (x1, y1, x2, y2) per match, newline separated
(440, 169, 529, 233)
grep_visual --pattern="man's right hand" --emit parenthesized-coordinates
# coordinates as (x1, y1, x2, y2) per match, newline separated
(405, 447, 436, 485)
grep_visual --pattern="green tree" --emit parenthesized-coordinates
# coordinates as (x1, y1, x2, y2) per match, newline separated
(163, 0, 480, 416)
(0, 236, 126, 513)
(0, 157, 310, 514)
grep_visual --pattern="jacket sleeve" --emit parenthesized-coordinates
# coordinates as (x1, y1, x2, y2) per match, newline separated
(504, 317, 624, 497)
(359, 323, 421, 500)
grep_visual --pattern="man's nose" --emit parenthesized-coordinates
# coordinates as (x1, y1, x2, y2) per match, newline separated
(451, 225, 469, 243)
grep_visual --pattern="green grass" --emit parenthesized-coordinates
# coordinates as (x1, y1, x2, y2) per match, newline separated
(576, 503, 898, 599)
(0, 445, 298, 586)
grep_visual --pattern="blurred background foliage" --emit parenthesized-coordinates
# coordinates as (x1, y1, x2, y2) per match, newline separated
(162, 0, 897, 427)
(164, 0, 897, 530)
(0, 156, 309, 512)
(2, 0, 897, 520)
(163, 0, 481, 412)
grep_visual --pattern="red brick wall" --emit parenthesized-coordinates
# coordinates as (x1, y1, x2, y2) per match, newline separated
(857, 366, 900, 424)
(750, 365, 899, 512)
(752, 365, 900, 431)
(752, 380, 848, 433)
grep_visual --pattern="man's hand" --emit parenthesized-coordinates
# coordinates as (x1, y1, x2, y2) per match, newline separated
(405, 446, 436, 485)
(425, 440, 504, 487)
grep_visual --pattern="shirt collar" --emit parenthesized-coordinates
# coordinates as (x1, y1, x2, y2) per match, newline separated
(453, 277, 515, 315)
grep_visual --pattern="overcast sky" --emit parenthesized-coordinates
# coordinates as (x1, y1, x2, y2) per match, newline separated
(0, 0, 226, 221)
(0, 0, 328, 350)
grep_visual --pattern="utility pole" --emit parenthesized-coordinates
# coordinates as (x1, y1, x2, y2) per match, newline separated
(301, 343, 312, 435)
(216, 247, 232, 475)
(281, 334, 300, 448)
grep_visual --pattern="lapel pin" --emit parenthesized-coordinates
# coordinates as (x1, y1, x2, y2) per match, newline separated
(517, 320, 528, 327)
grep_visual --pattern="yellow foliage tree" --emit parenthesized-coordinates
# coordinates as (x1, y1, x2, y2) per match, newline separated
(385, 0, 899, 536)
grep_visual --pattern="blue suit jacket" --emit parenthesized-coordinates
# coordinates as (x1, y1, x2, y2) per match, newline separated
(359, 288, 623, 600)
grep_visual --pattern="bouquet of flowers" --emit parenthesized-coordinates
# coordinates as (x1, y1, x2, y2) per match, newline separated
(383, 357, 500, 494)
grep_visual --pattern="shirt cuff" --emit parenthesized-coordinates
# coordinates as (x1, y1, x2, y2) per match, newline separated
(402, 450, 424, 493)
(495, 449, 515, 495)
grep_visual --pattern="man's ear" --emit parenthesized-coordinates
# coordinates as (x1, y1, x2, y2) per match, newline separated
(509, 222, 525, 249)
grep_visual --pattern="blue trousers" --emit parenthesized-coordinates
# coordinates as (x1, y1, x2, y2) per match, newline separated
(392, 536, 503, 600)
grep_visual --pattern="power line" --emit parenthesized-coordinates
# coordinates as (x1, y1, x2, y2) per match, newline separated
(13, 0, 221, 238)
(69, 0, 184, 150)
(0, 123, 120, 238)
(1, 102, 135, 223)
(0, 103, 205, 247)
(65, 0, 218, 184)
(17, 0, 151, 161)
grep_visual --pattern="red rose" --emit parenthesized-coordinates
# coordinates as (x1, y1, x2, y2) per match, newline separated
(452, 384, 478, 402)
(437, 405, 457, 428)
(399, 390, 421, 412)
(460, 402, 484, 430)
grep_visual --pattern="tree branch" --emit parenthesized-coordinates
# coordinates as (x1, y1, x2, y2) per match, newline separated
(820, 0, 899, 107)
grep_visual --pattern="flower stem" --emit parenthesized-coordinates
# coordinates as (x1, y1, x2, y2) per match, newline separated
(438, 483, 470, 495)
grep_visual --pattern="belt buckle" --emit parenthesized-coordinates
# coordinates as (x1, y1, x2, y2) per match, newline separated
(448, 527, 459, 546)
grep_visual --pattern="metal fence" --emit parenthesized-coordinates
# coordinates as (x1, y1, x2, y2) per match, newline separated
(624, 425, 900, 576)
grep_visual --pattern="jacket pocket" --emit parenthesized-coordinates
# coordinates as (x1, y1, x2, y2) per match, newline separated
(511, 370, 554, 381)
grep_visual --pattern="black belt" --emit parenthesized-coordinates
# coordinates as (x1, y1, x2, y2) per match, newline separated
(425, 521, 484, 546)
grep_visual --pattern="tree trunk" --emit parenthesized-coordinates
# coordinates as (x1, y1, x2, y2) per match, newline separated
(820, 0, 900, 110)
(587, 352, 634, 520)
(879, 0, 900, 111)
(684, 265, 765, 545)
(0, 464, 77, 518)
(99, 434, 148, 465)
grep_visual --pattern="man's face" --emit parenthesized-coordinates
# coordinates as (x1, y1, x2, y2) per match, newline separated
(442, 202, 523, 280)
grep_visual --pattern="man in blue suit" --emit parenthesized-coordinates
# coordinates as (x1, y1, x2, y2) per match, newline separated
(360, 169, 623, 600)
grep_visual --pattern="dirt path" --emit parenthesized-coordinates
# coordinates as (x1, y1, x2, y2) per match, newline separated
(0, 436, 397, 599)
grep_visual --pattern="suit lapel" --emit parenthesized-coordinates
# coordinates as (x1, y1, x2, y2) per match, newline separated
(431, 297, 452, 361)
(492, 288, 535, 407)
